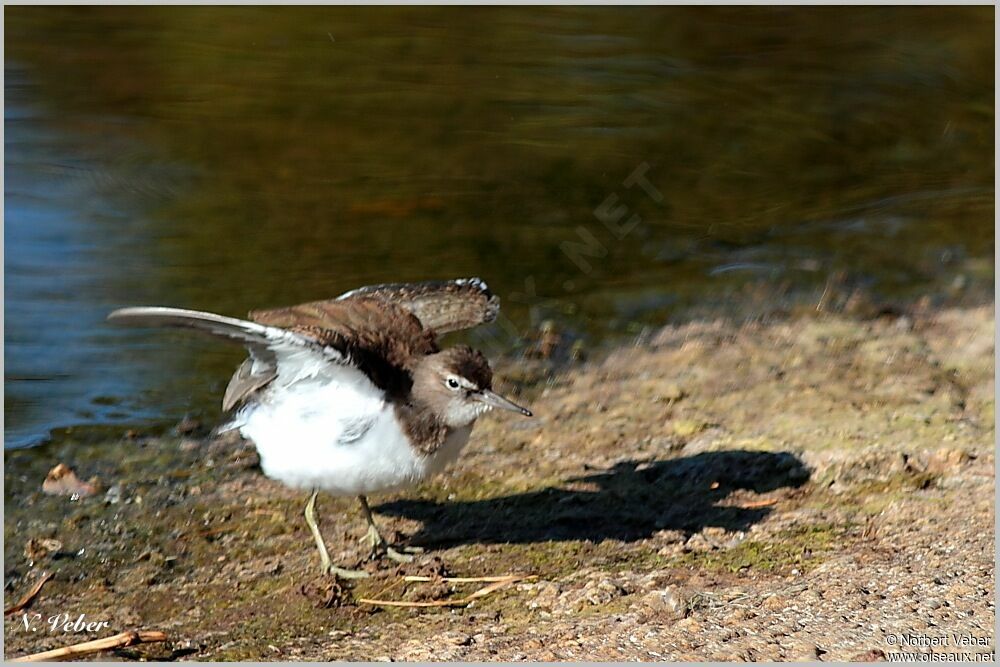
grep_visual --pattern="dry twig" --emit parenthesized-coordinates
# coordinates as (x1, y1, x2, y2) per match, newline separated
(358, 574, 532, 608)
(402, 575, 536, 584)
(11, 630, 167, 662)
(737, 498, 779, 509)
(4, 572, 54, 616)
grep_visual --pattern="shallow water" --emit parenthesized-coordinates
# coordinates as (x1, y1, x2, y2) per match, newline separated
(4, 7, 994, 448)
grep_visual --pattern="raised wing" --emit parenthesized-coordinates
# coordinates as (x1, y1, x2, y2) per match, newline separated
(107, 306, 337, 360)
(260, 277, 500, 335)
(109, 279, 493, 412)
(249, 296, 438, 397)
(107, 306, 370, 411)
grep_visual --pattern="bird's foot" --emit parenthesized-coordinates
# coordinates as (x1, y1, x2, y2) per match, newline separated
(361, 524, 422, 563)
(384, 546, 417, 564)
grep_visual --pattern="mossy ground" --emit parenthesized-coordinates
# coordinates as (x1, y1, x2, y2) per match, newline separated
(3, 305, 994, 661)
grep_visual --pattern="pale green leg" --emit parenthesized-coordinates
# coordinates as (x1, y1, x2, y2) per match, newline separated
(304, 490, 370, 579)
(357, 495, 423, 563)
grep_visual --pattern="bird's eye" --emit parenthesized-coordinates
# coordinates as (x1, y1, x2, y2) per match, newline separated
(446, 378, 461, 390)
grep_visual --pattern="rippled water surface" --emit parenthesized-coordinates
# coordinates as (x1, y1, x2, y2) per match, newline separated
(5, 7, 994, 448)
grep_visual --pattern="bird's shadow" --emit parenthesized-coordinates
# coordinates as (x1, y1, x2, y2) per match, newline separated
(378, 450, 811, 547)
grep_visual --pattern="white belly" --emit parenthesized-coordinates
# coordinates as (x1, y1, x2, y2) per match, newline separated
(235, 375, 472, 496)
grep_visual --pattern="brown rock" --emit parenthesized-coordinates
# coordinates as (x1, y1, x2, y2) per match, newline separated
(724, 608, 753, 623)
(176, 416, 202, 434)
(660, 383, 687, 402)
(581, 578, 626, 606)
(638, 586, 689, 620)
(24, 537, 62, 561)
(684, 533, 715, 552)
(528, 581, 562, 610)
(762, 595, 787, 610)
(42, 463, 98, 498)
(674, 617, 702, 634)
(947, 583, 975, 599)
(927, 447, 969, 473)
(299, 577, 351, 609)
(439, 631, 472, 647)
(788, 642, 822, 661)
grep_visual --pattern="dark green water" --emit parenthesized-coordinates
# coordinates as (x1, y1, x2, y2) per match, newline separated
(4, 7, 994, 448)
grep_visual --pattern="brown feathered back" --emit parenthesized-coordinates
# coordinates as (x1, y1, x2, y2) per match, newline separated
(248, 297, 438, 398)
(222, 278, 497, 410)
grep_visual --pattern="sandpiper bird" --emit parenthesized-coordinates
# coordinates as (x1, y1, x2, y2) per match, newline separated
(108, 278, 531, 578)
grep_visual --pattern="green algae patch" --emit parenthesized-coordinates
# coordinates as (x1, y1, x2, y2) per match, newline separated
(671, 523, 843, 575)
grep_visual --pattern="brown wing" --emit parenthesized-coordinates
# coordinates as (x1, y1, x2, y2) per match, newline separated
(248, 297, 438, 398)
(334, 278, 499, 334)
(232, 278, 498, 406)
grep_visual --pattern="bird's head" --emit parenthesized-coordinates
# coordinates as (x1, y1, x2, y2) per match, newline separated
(413, 346, 532, 428)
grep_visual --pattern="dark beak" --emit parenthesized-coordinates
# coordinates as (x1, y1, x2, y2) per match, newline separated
(475, 389, 532, 417)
